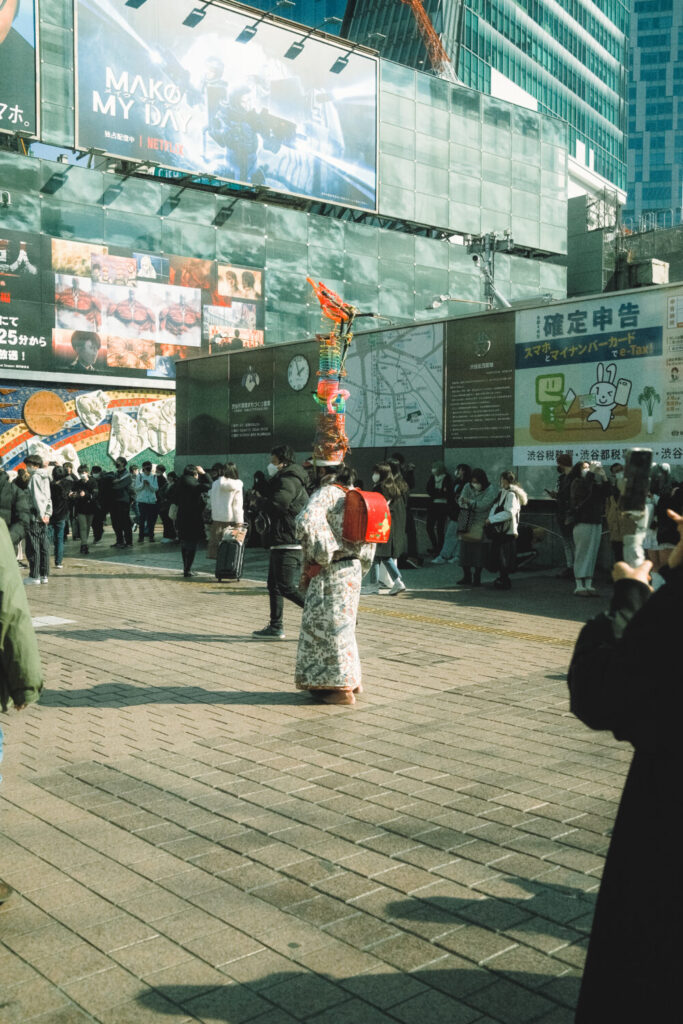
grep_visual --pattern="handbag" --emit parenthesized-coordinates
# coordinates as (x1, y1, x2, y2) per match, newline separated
(456, 506, 473, 534)
(460, 522, 484, 542)
(168, 503, 178, 521)
(484, 493, 510, 540)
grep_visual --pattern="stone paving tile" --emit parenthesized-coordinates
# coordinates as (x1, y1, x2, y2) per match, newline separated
(0, 550, 631, 1022)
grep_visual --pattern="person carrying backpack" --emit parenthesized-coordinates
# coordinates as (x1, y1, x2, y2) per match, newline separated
(252, 444, 308, 640)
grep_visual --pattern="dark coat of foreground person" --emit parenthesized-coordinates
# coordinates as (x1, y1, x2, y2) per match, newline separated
(568, 557, 681, 1021)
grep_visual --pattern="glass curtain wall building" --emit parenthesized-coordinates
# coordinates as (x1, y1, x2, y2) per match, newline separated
(247, 0, 347, 30)
(343, 1, 631, 192)
(623, 0, 683, 230)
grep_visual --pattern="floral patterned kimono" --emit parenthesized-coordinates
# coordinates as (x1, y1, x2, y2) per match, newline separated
(295, 484, 375, 693)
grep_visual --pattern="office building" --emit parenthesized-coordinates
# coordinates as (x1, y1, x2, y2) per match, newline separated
(343, 1, 631, 195)
(623, 0, 683, 229)
(248, 0, 347, 32)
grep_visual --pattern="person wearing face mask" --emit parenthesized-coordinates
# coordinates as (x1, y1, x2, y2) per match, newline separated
(252, 444, 308, 640)
(547, 453, 575, 579)
(23, 455, 53, 585)
(568, 460, 612, 596)
(605, 463, 627, 564)
(433, 463, 471, 565)
(425, 461, 452, 555)
(365, 462, 408, 596)
(456, 468, 496, 586)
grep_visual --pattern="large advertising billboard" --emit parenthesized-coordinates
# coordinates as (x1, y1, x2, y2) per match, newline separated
(0, 226, 265, 385)
(74, 0, 378, 211)
(513, 287, 683, 467)
(0, 0, 39, 137)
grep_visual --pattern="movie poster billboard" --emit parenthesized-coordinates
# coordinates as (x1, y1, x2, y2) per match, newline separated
(0, 230, 50, 372)
(74, 0, 378, 211)
(0, 0, 39, 137)
(513, 285, 683, 467)
(446, 311, 515, 447)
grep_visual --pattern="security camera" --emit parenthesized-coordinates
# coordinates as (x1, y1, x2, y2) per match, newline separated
(0, 190, 10, 208)
(471, 253, 479, 264)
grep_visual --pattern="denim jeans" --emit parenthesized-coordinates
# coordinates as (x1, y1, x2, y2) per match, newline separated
(370, 557, 401, 585)
(49, 518, 67, 566)
(138, 502, 158, 539)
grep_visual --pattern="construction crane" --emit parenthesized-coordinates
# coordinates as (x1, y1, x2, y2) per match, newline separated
(398, 0, 459, 84)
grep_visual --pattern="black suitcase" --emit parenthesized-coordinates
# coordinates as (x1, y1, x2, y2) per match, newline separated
(215, 529, 245, 581)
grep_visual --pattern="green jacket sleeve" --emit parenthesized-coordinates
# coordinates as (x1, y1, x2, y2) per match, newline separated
(0, 520, 44, 711)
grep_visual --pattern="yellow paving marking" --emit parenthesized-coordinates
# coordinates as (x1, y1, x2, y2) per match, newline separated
(358, 603, 576, 648)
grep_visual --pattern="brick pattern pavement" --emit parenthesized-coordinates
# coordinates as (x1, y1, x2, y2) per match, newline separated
(0, 541, 629, 1023)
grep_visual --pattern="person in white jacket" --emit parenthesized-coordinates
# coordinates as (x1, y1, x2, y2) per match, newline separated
(208, 463, 244, 559)
(485, 471, 528, 590)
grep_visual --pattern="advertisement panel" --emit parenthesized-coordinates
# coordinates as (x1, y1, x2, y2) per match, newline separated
(0, 226, 264, 384)
(0, 0, 39, 137)
(446, 312, 515, 447)
(513, 285, 683, 467)
(74, 0, 378, 211)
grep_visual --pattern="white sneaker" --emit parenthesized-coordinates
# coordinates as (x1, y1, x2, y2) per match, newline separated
(431, 556, 446, 564)
(388, 580, 406, 596)
(40, 577, 49, 584)
(24, 577, 41, 586)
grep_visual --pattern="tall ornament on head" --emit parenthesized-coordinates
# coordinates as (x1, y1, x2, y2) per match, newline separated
(306, 278, 358, 467)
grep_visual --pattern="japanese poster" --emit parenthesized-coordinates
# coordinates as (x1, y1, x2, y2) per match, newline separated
(514, 286, 683, 467)
(0, 0, 38, 137)
(446, 311, 515, 447)
(0, 230, 50, 371)
(228, 348, 274, 452)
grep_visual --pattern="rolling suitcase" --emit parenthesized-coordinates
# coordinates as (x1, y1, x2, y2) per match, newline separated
(215, 526, 246, 582)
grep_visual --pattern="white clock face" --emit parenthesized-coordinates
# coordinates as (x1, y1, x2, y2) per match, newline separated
(288, 354, 310, 391)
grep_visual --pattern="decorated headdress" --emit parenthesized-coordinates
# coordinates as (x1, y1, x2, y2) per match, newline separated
(307, 278, 358, 466)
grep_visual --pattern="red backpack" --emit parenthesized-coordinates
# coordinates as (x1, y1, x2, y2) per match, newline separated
(335, 487, 391, 544)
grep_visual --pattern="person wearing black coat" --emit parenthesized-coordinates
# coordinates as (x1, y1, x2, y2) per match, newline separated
(252, 445, 308, 640)
(49, 466, 71, 568)
(0, 468, 30, 550)
(168, 465, 210, 577)
(71, 468, 99, 555)
(567, 509, 683, 1022)
(426, 461, 453, 554)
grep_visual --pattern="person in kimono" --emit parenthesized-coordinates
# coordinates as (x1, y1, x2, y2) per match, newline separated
(567, 507, 683, 1021)
(294, 464, 375, 706)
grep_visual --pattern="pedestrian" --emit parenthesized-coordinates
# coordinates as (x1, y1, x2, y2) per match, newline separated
(433, 463, 470, 564)
(295, 464, 376, 705)
(23, 455, 52, 586)
(90, 465, 106, 544)
(48, 465, 70, 568)
(366, 462, 407, 595)
(155, 464, 176, 542)
(457, 468, 496, 586)
(0, 517, 44, 904)
(391, 451, 419, 567)
(548, 452, 575, 579)
(569, 460, 611, 596)
(0, 464, 30, 554)
(169, 465, 210, 577)
(484, 470, 528, 590)
(208, 463, 244, 559)
(73, 466, 98, 554)
(567, 508, 683, 1022)
(11, 468, 30, 566)
(135, 460, 159, 542)
(245, 471, 269, 547)
(426, 460, 452, 554)
(252, 444, 308, 640)
(109, 457, 134, 549)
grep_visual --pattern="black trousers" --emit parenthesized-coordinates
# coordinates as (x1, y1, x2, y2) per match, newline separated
(26, 520, 49, 578)
(111, 503, 132, 546)
(268, 548, 305, 628)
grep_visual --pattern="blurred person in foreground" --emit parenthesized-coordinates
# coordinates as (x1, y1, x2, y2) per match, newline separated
(567, 508, 683, 1022)
(0, 517, 44, 903)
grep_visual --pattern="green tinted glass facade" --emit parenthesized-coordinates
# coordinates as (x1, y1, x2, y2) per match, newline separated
(344, 0, 630, 192)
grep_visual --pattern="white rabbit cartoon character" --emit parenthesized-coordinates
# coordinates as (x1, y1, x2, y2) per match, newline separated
(587, 362, 631, 431)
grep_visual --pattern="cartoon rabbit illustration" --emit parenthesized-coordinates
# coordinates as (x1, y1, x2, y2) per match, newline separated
(587, 362, 618, 431)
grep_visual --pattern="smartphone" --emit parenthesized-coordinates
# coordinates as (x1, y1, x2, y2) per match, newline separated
(622, 448, 652, 512)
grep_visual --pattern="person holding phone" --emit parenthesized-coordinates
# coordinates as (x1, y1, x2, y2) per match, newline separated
(567, 508, 683, 1020)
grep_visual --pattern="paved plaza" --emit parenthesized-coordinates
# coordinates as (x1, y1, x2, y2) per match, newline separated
(1, 539, 628, 1024)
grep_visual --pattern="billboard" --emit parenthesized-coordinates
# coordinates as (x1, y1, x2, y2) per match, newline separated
(0, 0, 39, 137)
(513, 287, 683, 467)
(0, 226, 265, 384)
(74, 0, 378, 211)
